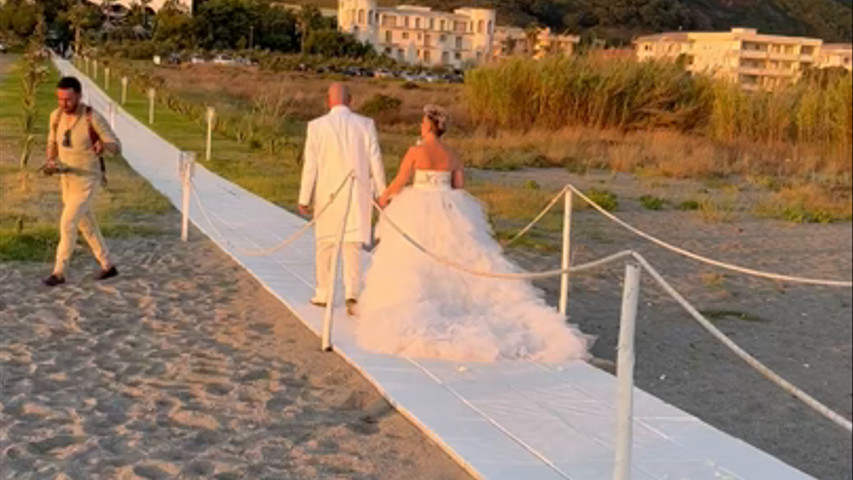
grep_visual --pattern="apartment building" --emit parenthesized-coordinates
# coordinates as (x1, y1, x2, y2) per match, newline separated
(635, 28, 825, 90)
(817, 43, 853, 71)
(338, 0, 495, 68)
(492, 26, 579, 59)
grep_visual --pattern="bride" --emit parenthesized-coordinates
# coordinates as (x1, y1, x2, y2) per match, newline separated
(356, 106, 591, 363)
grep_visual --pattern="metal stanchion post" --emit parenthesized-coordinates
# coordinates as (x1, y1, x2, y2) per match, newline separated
(179, 152, 197, 242)
(613, 262, 641, 480)
(559, 190, 573, 316)
(206, 107, 215, 161)
(321, 176, 355, 351)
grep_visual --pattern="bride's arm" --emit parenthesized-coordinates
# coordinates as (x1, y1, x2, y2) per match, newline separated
(452, 169, 465, 189)
(379, 148, 417, 206)
(451, 149, 465, 189)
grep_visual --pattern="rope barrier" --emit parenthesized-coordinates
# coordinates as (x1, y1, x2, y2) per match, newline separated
(360, 178, 632, 279)
(631, 252, 853, 432)
(189, 173, 353, 256)
(502, 186, 568, 247)
(567, 185, 853, 288)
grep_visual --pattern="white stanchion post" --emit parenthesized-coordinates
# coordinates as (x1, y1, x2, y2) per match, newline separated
(107, 102, 115, 128)
(205, 106, 215, 161)
(613, 261, 641, 480)
(558, 190, 573, 316)
(121, 77, 128, 105)
(179, 152, 196, 242)
(93, 59, 98, 81)
(104, 67, 110, 91)
(322, 176, 355, 351)
(84, 57, 90, 75)
(148, 88, 156, 124)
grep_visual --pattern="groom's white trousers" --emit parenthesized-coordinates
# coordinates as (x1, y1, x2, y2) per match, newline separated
(315, 241, 361, 301)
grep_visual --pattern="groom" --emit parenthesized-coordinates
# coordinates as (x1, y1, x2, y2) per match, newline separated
(298, 83, 387, 316)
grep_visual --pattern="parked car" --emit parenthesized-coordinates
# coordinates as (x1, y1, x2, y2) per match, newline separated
(167, 53, 182, 65)
(374, 69, 394, 79)
(212, 54, 235, 65)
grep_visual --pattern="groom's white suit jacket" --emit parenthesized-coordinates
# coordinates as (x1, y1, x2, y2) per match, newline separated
(299, 105, 387, 244)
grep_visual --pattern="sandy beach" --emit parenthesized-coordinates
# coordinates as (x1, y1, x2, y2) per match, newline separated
(0, 213, 470, 480)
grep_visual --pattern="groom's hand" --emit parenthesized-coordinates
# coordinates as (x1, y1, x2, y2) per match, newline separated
(298, 204, 312, 217)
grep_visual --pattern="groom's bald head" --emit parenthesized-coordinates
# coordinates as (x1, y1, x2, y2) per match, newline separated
(328, 83, 351, 109)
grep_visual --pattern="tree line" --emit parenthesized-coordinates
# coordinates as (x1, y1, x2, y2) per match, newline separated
(0, 0, 376, 59)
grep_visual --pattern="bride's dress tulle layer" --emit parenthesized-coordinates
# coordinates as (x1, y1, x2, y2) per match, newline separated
(357, 172, 591, 362)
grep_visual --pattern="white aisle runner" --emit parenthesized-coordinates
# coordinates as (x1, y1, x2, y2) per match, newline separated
(55, 57, 814, 480)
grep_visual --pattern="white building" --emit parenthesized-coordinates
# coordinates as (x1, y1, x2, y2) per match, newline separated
(816, 43, 853, 71)
(635, 28, 825, 90)
(338, 0, 495, 68)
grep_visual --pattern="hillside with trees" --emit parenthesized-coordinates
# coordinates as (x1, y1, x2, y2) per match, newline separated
(286, 0, 853, 44)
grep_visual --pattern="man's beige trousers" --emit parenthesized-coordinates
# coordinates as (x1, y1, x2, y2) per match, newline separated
(314, 241, 361, 302)
(53, 175, 111, 276)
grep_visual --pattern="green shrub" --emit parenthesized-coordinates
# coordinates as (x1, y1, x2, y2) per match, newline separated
(585, 188, 619, 211)
(677, 200, 701, 211)
(639, 195, 667, 210)
(360, 94, 402, 118)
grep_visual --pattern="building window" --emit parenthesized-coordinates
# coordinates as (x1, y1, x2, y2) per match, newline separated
(358, 9, 365, 24)
(385, 47, 391, 55)
(424, 50, 431, 62)
(386, 31, 392, 43)
(398, 49, 404, 59)
(418, 33, 422, 41)
(440, 20, 446, 31)
(402, 32, 409, 40)
(455, 52, 462, 60)
(415, 18, 421, 29)
(478, 20, 484, 34)
(440, 34, 447, 43)
(383, 15, 396, 27)
(430, 18, 435, 30)
(456, 36, 462, 49)
(488, 20, 493, 34)
(368, 10, 374, 25)
(644, 44, 651, 52)
(442, 51, 449, 63)
(404, 16, 410, 28)
(425, 34, 431, 46)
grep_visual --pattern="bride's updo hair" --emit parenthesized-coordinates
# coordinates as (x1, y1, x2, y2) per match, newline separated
(424, 104, 450, 137)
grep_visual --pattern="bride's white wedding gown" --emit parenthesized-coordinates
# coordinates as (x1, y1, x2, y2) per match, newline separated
(357, 170, 591, 362)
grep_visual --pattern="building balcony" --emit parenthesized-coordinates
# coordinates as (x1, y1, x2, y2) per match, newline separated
(740, 49, 768, 59)
(766, 52, 799, 61)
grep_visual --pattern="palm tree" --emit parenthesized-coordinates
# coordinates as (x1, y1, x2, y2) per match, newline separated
(298, 5, 321, 54)
(67, 0, 90, 54)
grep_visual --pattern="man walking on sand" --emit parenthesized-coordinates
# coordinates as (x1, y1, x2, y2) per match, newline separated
(299, 83, 386, 316)
(43, 76, 121, 287)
